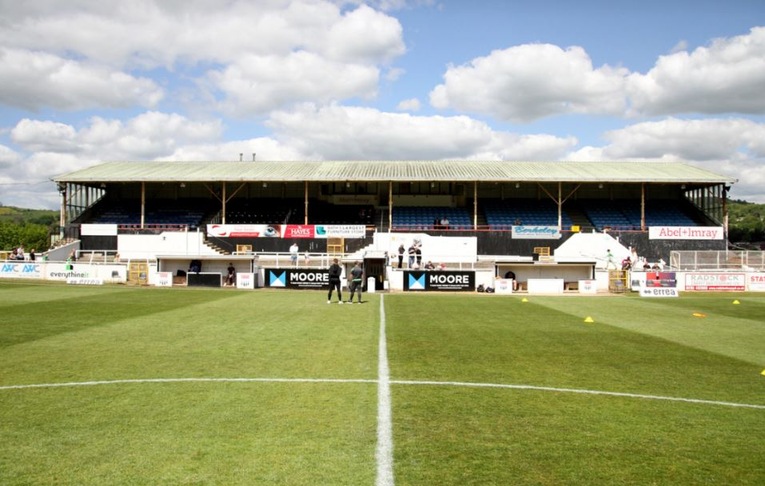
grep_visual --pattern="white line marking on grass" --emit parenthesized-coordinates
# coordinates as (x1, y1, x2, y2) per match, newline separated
(0, 377, 376, 390)
(1, 377, 762, 410)
(376, 294, 395, 486)
(391, 380, 765, 410)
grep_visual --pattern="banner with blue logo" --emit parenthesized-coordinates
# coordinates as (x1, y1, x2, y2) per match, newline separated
(265, 269, 329, 289)
(404, 270, 475, 291)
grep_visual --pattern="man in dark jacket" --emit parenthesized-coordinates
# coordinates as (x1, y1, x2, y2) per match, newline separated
(347, 261, 364, 304)
(327, 258, 344, 304)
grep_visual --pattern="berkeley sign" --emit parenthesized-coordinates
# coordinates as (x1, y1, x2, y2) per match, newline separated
(512, 225, 561, 239)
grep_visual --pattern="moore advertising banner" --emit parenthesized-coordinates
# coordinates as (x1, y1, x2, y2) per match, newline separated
(264, 268, 329, 289)
(207, 224, 365, 239)
(403, 270, 475, 291)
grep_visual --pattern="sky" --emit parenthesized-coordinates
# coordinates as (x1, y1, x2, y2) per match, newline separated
(1, 0, 764, 209)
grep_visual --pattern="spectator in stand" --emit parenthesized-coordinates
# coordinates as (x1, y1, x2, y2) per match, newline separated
(424, 261, 435, 270)
(621, 256, 632, 270)
(29, 248, 36, 261)
(397, 244, 405, 269)
(290, 243, 299, 267)
(440, 216, 450, 230)
(408, 243, 416, 267)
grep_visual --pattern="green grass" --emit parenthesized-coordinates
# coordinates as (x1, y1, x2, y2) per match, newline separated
(1, 282, 764, 485)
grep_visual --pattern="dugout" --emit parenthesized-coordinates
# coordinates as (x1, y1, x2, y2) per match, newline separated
(496, 260, 595, 292)
(157, 254, 258, 286)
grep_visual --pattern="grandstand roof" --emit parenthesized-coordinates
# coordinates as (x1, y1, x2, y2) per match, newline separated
(54, 160, 736, 184)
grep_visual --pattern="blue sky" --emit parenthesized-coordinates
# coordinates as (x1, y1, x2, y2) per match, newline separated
(1, 0, 764, 209)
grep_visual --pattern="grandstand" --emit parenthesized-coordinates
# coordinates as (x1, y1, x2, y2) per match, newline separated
(53, 160, 735, 263)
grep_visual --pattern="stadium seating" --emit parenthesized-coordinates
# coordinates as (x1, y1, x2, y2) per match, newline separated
(483, 199, 573, 229)
(89, 199, 213, 229)
(578, 199, 699, 230)
(391, 206, 472, 230)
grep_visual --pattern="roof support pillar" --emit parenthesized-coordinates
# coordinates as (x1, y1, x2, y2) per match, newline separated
(473, 181, 478, 230)
(222, 182, 227, 224)
(304, 181, 309, 225)
(388, 182, 393, 231)
(557, 182, 562, 229)
(58, 183, 66, 239)
(641, 183, 646, 231)
(140, 182, 145, 229)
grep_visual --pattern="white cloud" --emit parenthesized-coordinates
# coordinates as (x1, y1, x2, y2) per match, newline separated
(10, 113, 223, 160)
(430, 43, 628, 122)
(0, 143, 21, 170)
(396, 98, 421, 111)
(429, 28, 765, 123)
(0, 1, 405, 68)
(209, 51, 380, 115)
(159, 138, 306, 161)
(0, 48, 163, 110)
(266, 103, 576, 160)
(0, 1, 406, 115)
(567, 117, 765, 203)
(0, 112, 225, 208)
(600, 118, 765, 161)
(627, 27, 765, 116)
(324, 4, 405, 63)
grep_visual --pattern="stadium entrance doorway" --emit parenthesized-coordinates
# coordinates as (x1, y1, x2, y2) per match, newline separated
(363, 256, 387, 291)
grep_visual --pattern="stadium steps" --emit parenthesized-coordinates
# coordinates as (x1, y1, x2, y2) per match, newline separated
(566, 207, 594, 231)
(203, 240, 228, 255)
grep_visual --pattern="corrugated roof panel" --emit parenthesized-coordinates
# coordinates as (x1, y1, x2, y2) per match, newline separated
(53, 160, 736, 184)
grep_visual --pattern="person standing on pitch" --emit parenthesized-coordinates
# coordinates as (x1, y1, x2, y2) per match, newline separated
(327, 258, 344, 304)
(348, 261, 364, 303)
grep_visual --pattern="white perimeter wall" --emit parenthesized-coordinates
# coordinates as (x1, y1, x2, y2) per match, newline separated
(118, 231, 219, 259)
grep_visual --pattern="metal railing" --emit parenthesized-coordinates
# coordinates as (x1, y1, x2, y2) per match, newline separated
(670, 250, 765, 271)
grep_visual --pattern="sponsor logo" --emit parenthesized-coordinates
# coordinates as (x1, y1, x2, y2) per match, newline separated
(512, 225, 561, 239)
(649, 226, 723, 240)
(408, 273, 426, 290)
(269, 270, 286, 287)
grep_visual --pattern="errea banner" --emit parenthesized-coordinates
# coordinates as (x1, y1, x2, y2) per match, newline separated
(649, 226, 724, 240)
(404, 270, 475, 291)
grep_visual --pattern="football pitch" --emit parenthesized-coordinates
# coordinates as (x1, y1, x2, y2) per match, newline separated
(1, 281, 764, 485)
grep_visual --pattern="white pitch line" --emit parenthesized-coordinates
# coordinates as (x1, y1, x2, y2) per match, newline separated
(376, 294, 395, 486)
(391, 380, 765, 410)
(0, 377, 376, 390)
(2, 376, 763, 412)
